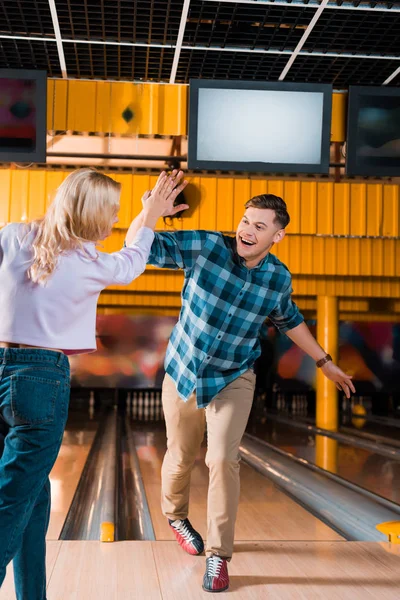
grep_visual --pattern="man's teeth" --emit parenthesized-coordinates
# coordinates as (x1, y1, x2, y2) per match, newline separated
(241, 237, 255, 246)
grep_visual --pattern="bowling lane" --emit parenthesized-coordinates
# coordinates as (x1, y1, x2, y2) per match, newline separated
(341, 416, 400, 446)
(133, 423, 344, 543)
(46, 403, 98, 540)
(247, 419, 400, 506)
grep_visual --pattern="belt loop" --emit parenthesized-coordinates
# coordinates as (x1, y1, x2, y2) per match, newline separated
(56, 352, 63, 367)
(2, 348, 9, 364)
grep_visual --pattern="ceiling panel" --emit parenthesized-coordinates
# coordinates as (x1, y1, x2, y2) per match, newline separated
(0, 1, 399, 86)
(285, 54, 400, 86)
(185, 1, 314, 50)
(64, 43, 175, 80)
(56, 0, 184, 44)
(304, 8, 400, 54)
(0, 37, 61, 76)
(0, 0, 54, 37)
(176, 48, 288, 81)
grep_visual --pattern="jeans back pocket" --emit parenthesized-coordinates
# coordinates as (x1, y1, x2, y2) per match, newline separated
(10, 373, 60, 425)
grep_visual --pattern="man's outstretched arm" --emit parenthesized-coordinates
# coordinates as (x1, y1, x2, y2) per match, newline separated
(269, 278, 355, 398)
(286, 321, 355, 398)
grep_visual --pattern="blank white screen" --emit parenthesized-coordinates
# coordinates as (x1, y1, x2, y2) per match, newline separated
(196, 88, 324, 164)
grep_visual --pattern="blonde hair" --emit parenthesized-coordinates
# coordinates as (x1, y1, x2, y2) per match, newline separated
(28, 168, 121, 285)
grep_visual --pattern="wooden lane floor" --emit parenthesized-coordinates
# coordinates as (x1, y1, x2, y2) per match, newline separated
(46, 425, 95, 540)
(134, 427, 343, 542)
(2, 540, 400, 599)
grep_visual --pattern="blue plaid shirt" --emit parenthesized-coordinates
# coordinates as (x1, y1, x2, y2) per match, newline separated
(148, 230, 304, 408)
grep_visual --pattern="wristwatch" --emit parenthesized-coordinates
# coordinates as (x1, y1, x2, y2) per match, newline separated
(316, 354, 332, 368)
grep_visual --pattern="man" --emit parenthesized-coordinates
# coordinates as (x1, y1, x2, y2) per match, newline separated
(126, 170, 354, 593)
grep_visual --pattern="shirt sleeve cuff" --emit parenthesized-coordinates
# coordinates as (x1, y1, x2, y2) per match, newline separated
(278, 312, 304, 334)
(127, 226, 155, 248)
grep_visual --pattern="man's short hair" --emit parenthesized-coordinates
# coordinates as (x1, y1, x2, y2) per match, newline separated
(245, 194, 290, 229)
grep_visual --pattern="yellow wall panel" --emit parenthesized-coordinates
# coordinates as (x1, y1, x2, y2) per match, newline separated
(366, 184, 383, 237)
(300, 182, 317, 234)
(158, 85, 188, 135)
(337, 238, 349, 276)
(300, 236, 313, 273)
(371, 238, 384, 277)
(331, 92, 347, 143)
(383, 240, 395, 277)
(28, 171, 47, 221)
(324, 238, 337, 276)
(359, 238, 372, 276)
(109, 82, 143, 135)
(313, 237, 325, 274)
(184, 176, 201, 230)
(44, 171, 67, 209)
(0, 170, 11, 224)
(274, 236, 289, 267)
(267, 180, 284, 199)
(349, 238, 361, 277)
(283, 181, 301, 234)
(67, 81, 97, 132)
(94, 82, 112, 133)
(350, 183, 367, 236)
(250, 179, 268, 198)
(47, 80, 68, 131)
(112, 173, 133, 229)
(233, 179, 251, 227)
(140, 84, 159, 135)
(131, 173, 152, 216)
(216, 179, 234, 232)
(333, 183, 350, 236)
(317, 182, 334, 235)
(396, 237, 400, 277)
(94, 82, 188, 136)
(9, 170, 29, 223)
(382, 185, 399, 237)
(198, 178, 217, 230)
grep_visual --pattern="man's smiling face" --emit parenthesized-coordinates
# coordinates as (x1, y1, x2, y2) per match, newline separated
(236, 206, 285, 268)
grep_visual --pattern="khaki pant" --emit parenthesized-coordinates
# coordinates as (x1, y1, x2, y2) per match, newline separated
(161, 370, 256, 559)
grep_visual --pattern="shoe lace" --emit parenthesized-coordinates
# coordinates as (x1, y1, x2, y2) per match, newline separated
(206, 556, 224, 578)
(172, 520, 195, 542)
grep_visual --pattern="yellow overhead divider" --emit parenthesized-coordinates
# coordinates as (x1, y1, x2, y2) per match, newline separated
(47, 80, 188, 135)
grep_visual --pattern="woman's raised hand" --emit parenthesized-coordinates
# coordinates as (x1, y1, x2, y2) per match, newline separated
(142, 170, 189, 219)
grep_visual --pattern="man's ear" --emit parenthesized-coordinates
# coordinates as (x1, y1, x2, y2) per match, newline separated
(273, 229, 286, 244)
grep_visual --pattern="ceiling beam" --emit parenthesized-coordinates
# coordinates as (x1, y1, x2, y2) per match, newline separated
(180, 44, 400, 61)
(383, 65, 400, 85)
(279, 0, 330, 81)
(170, 0, 191, 84)
(0, 34, 398, 62)
(48, 0, 67, 78)
(0, 34, 175, 48)
(203, 0, 400, 13)
(63, 39, 175, 49)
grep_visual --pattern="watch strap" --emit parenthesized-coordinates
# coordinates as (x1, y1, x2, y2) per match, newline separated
(316, 354, 332, 368)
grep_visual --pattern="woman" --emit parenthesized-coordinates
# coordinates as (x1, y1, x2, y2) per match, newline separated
(0, 167, 187, 599)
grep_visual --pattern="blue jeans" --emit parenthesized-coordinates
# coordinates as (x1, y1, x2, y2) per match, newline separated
(0, 348, 70, 600)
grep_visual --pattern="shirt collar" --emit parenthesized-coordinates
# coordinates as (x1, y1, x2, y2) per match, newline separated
(229, 236, 270, 271)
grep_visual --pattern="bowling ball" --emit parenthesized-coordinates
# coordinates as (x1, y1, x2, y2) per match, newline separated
(351, 404, 366, 429)
(352, 404, 366, 417)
